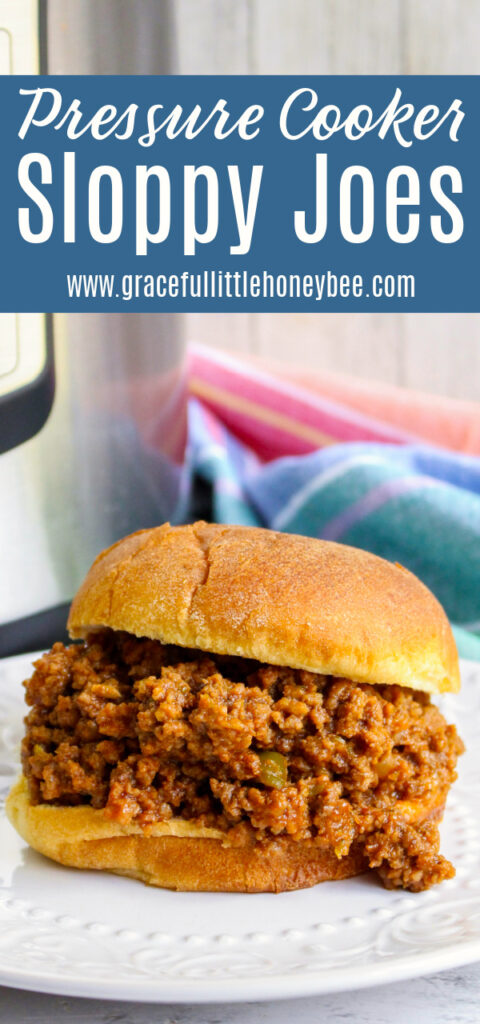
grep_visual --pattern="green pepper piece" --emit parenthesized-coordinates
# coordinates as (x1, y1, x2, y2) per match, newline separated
(257, 751, 288, 789)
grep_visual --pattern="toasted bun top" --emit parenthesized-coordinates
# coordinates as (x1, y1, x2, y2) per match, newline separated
(68, 522, 460, 695)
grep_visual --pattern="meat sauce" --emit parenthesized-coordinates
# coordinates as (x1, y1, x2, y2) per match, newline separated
(21, 631, 464, 891)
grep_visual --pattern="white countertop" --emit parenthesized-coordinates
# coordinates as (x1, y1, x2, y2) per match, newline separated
(2, 963, 480, 1024)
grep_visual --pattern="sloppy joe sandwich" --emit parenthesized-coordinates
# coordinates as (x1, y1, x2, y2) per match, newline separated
(7, 522, 463, 893)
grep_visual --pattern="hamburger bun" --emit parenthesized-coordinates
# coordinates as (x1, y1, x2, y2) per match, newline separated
(7, 522, 460, 893)
(68, 521, 459, 695)
(7, 775, 446, 892)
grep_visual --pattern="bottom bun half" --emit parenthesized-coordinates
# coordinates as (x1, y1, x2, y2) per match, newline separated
(7, 776, 365, 892)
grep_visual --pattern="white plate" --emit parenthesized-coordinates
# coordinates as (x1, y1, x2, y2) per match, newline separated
(0, 652, 479, 1004)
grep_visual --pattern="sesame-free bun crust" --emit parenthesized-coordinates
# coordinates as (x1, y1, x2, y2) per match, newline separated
(7, 777, 365, 892)
(6, 777, 446, 892)
(68, 522, 459, 695)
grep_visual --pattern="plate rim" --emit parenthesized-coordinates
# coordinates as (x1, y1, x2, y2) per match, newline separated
(0, 652, 479, 1003)
(0, 937, 480, 1003)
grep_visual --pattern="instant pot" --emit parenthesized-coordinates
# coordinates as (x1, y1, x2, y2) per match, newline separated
(0, 1, 187, 655)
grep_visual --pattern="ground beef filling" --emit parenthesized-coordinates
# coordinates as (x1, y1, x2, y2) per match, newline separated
(21, 631, 464, 891)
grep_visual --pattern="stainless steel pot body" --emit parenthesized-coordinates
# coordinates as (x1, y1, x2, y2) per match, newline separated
(0, 1, 187, 649)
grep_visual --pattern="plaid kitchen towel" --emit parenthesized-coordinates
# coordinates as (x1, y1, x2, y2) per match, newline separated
(189, 343, 480, 459)
(187, 348, 480, 661)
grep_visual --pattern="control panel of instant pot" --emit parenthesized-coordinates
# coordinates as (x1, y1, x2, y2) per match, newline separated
(0, 0, 39, 73)
(0, 314, 47, 397)
(0, 2, 54, 453)
(0, 313, 54, 453)
(0, 26, 10, 72)
(0, 315, 17, 376)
